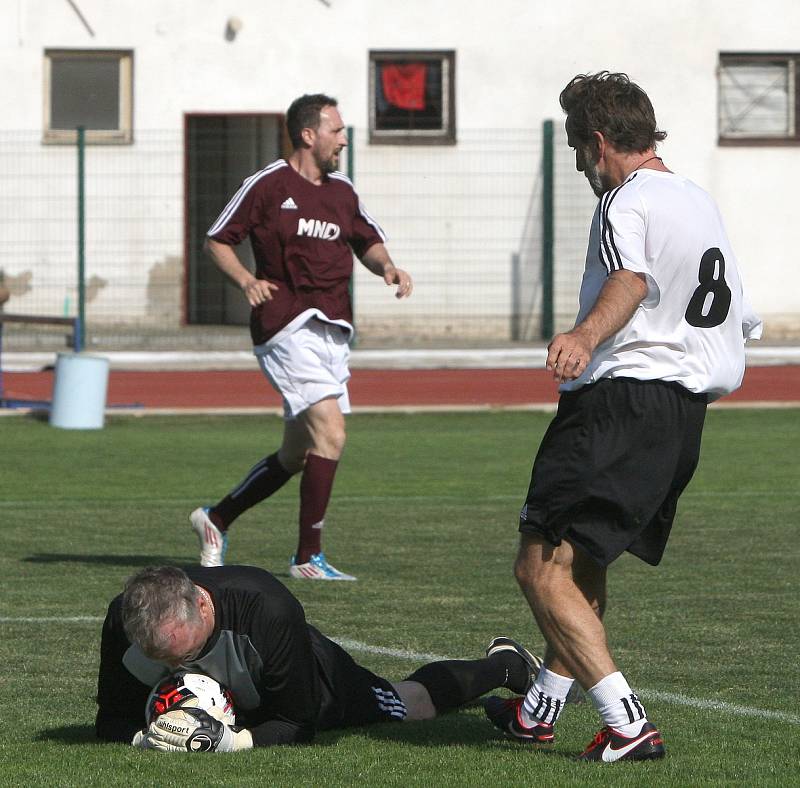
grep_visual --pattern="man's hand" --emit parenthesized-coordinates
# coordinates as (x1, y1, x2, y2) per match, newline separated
(359, 243, 412, 298)
(242, 276, 279, 306)
(204, 238, 278, 307)
(546, 328, 594, 384)
(546, 269, 648, 383)
(132, 708, 253, 753)
(383, 266, 413, 299)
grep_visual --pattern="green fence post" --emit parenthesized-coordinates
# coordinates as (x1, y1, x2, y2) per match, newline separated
(76, 126, 86, 352)
(346, 125, 354, 182)
(541, 119, 554, 341)
(346, 125, 357, 347)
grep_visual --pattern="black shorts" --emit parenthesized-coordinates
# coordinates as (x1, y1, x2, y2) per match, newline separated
(519, 377, 707, 567)
(312, 628, 407, 730)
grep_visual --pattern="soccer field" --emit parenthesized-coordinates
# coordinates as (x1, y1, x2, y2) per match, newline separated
(1, 410, 798, 786)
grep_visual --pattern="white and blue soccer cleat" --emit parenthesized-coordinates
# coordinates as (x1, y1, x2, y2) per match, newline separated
(190, 507, 228, 567)
(289, 552, 356, 581)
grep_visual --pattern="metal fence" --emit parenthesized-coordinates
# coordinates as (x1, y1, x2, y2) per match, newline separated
(0, 126, 597, 352)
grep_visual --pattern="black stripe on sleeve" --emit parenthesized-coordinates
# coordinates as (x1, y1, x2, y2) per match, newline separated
(598, 172, 639, 273)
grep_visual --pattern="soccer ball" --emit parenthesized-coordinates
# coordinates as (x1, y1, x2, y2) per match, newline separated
(145, 671, 235, 726)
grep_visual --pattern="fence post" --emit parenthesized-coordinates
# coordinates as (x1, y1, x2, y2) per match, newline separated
(346, 125, 357, 346)
(541, 119, 554, 340)
(510, 252, 521, 340)
(77, 126, 86, 351)
(346, 125, 354, 182)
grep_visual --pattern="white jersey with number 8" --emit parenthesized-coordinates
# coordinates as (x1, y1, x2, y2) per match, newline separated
(562, 169, 762, 400)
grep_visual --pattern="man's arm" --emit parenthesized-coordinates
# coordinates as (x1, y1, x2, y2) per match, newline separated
(95, 597, 152, 743)
(241, 589, 322, 747)
(203, 237, 279, 307)
(358, 242, 413, 299)
(547, 269, 648, 383)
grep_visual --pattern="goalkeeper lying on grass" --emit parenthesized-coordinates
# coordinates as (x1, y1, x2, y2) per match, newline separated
(96, 565, 577, 751)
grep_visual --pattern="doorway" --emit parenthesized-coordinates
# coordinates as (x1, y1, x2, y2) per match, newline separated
(185, 113, 285, 325)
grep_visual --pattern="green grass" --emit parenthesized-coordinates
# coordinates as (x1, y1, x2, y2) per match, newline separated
(0, 410, 798, 786)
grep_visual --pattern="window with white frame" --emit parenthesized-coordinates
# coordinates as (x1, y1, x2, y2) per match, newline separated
(44, 49, 133, 144)
(369, 50, 456, 145)
(719, 53, 799, 144)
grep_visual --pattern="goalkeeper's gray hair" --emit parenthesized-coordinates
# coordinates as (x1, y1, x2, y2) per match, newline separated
(121, 566, 202, 659)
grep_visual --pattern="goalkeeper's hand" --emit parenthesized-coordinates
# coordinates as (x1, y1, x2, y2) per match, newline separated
(132, 707, 253, 752)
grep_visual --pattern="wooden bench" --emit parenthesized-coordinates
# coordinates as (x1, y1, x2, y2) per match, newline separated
(0, 313, 82, 407)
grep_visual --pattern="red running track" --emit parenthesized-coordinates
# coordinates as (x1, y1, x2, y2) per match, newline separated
(3, 366, 799, 409)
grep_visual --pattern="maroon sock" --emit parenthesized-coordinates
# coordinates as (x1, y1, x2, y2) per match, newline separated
(296, 454, 339, 563)
(210, 452, 293, 530)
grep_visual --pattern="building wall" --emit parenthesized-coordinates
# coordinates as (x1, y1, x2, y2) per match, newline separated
(1, 0, 797, 339)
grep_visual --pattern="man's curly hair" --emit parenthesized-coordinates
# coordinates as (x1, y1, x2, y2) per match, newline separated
(560, 72, 667, 153)
(121, 565, 201, 660)
(286, 93, 338, 150)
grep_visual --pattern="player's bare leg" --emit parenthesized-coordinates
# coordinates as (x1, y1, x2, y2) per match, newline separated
(536, 541, 608, 681)
(279, 396, 346, 469)
(515, 534, 614, 688)
(481, 535, 612, 739)
(284, 397, 354, 580)
(392, 681, 437, 721)
(482, 547, 594, 742)
(514, 534, 662, 758)
(190, 400, 343, 569)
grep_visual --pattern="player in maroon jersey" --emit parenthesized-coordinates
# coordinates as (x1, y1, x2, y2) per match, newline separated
(190, 94, 413, 581)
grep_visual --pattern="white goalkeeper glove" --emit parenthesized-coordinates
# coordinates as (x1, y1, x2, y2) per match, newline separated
(132, 707, 253, 753)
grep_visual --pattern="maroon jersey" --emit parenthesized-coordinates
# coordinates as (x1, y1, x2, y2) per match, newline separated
(207, 159, 385, 345)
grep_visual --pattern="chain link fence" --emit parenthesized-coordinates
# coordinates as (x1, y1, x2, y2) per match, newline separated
(0, 127, 597, 352)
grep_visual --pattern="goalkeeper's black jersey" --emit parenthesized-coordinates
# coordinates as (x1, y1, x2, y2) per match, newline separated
(96, 565, 365, 747)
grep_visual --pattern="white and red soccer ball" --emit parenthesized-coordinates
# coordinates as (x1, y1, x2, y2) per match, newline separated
(145, 672, 235, 727)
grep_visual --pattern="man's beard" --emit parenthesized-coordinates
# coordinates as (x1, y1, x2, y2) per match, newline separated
(584, 158, 605, 197)
(315, 148, 340, 174)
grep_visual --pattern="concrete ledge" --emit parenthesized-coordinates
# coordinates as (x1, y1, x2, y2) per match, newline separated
(2, 345, 799, 372)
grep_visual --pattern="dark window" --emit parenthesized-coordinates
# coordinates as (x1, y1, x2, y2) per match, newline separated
(44, 50, 133, 144)
(719, 53, 799, 145)
(369, 50, 455, 145)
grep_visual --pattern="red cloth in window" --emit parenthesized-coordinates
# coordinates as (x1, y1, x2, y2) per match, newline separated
(381, 63, 427, 110)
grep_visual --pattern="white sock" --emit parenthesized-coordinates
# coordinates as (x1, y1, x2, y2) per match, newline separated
(520, 666, 574, 726)
(587, 671, 648, 736)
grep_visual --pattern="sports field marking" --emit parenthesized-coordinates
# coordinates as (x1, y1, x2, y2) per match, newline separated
(0, 490, 797, 509)
(1, 617, 796, 726)
(335, 638, 800, 726)
(0, 616, 103, 623)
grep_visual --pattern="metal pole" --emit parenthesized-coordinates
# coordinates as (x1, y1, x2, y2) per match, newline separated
(510, 252, 520, 341)
(77, 126, 86, 352)
(541, 119, 554, 340)
(346, 125, 357, 346)
(346, 125, 354, 182)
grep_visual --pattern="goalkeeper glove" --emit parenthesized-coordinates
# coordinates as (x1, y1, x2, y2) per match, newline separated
(132, 707, 253, 752)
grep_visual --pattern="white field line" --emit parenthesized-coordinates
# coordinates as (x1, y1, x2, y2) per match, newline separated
(0, 616, 103, 623)
(0, 617, 796, 726)
(0, 490, 797, 509)
(334, 639, 800, 725)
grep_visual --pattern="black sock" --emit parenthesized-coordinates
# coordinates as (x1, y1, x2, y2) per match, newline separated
(487, 650, 531, 695)
(405, 654, 524, 714)
(211, 453, 293, 529)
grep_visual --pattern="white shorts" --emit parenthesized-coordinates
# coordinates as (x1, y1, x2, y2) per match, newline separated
(255, 319, 351, 420)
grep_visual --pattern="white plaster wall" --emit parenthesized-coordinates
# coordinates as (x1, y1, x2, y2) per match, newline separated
(1, 0, 797, 336)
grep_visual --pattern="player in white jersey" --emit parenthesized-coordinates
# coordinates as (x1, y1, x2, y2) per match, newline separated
(483, 72, 761, 762)
(565, 168, 761, 399)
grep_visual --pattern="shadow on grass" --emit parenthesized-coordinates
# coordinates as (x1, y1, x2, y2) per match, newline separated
(36, 725, 97, 745)
(22, 555, 296, 578)
(318, 711, 575, 760)
(35, 719, 581, 762)
(23, 554, 193, 567)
